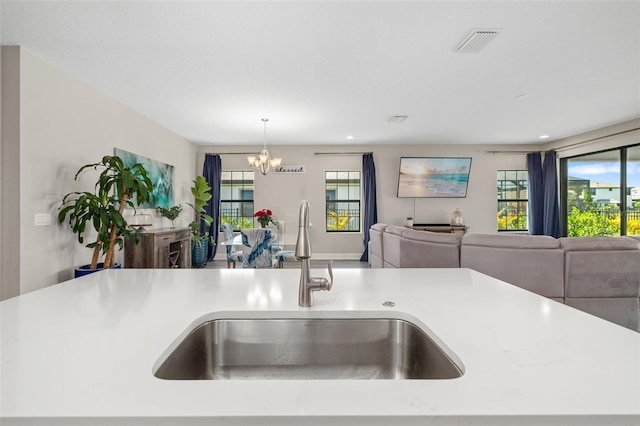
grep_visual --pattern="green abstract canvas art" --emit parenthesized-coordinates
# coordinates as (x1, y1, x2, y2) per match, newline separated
(114, 148, 175, 208)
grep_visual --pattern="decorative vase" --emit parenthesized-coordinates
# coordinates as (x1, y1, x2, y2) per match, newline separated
(451, 208, 465, 226)
(192, 240, 208, 268)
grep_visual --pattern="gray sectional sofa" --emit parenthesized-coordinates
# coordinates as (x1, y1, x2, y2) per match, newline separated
(369, 224, 640, 332)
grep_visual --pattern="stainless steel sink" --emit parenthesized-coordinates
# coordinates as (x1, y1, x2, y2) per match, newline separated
(154, 317, 464, 380)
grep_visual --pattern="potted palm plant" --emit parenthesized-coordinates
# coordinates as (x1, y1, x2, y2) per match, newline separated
(187, 176, 215, 267)
(58, 155, 154, 276)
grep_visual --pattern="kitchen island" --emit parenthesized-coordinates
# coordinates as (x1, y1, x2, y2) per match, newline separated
(1, 268, 639, 425)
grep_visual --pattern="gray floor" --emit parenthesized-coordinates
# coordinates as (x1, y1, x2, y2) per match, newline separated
(206, 258, 369, 269)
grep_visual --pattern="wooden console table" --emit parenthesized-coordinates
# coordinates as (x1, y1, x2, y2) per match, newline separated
(125, 227, 191, 268)
(408, 224, 469, 235)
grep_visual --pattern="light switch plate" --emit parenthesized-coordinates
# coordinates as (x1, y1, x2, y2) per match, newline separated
(35, 213, 52, 226)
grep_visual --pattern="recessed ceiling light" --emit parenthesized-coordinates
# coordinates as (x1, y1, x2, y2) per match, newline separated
(515, 94, 529, 100)
(539, 135, 550, 139)
(346, 136, 354, 140)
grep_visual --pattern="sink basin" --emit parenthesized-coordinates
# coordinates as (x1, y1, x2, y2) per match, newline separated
(154, 317, 464, 380)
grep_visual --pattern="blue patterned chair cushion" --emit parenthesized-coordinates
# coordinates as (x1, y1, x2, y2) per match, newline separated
(240, 228, 273, 268)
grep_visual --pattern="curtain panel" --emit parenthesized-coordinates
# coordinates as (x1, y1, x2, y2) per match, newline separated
(527, 152, 545, 235)
(203, 154, 222, 261)
(542, 150, 561, 238)
(360, 153, 378, 262)
(527, 151, 560, 237)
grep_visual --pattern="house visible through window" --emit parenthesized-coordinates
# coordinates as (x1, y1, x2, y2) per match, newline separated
(497, 170, 528, 231)
(561, 144, 640, 236)
(325, 171, 361, 232)
(220, 171, 254, 230)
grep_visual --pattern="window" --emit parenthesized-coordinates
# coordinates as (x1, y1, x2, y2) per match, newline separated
(325, 171, 360, 232)
(561, 144, 640, 236)
(220, 171, 254, 230)
(497, 170, 528, 231)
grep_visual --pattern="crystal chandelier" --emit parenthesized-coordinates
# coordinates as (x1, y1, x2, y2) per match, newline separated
(247, 118, 282, 175)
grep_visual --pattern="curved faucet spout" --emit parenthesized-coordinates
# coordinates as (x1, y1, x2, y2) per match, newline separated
(295, 200, 311, 259)
(296, 200, 333, 307)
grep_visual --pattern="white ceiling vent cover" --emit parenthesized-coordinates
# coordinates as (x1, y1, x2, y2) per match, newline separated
(388, 115, 408, 123)
(455, 29, 502, 53)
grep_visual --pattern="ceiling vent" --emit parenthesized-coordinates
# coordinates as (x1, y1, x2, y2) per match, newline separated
(455, 29, 502, 53)
(388, 115, 408, 123)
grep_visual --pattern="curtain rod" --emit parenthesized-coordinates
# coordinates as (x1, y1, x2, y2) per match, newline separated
(484, 150, 530, 155)
(485, 150, 560, 157)
(314, 151, 373, 156)
(206, 151, 373, 156)
(204, 152, 255, 155)
(484, 127, 639, 155)
(554, 127, 640, 152)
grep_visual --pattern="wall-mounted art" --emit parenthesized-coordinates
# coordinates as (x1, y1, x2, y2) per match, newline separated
(273, 165, 306, 174)
(397, 157, 472, 198)
(114, 148, 174, 208)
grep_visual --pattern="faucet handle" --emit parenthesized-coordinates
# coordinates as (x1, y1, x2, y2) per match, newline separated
(325, 260, 333, 290)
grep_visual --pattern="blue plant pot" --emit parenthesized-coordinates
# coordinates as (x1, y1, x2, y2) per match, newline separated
(74, 262, 121, 278)
(192, 241, 208, 268)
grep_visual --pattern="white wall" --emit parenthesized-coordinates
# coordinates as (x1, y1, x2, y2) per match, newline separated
(1, 47, 20, 299)
(2, 47, 197, 297)
(198, 143, 535, 259)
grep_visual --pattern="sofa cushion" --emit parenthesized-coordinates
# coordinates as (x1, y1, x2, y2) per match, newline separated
(563, 251, 640, 298)
(463, 232, 560, 249)
(559, 236, 640, 251)
(560, 237, 640, 298)
(401, 227, 462, 245)
(383, 226, 460, 268)
(460, 233, 564, 298)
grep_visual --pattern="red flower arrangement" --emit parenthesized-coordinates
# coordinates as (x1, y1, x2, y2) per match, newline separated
(254, 209, 274, 228)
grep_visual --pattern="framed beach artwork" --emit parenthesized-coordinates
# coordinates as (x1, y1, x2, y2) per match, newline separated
(114, 148, 175, 208)
(397, 157, 472, 198)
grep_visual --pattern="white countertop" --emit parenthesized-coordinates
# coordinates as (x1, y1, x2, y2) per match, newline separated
(1, 268, 639, 425)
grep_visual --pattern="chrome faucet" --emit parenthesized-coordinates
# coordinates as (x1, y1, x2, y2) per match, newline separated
(295, 200, 333, 307)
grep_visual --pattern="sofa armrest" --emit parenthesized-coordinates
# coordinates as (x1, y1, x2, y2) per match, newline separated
(368, 223, 388, 268)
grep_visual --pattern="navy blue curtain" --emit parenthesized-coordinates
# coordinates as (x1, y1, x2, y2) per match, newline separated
(360, 153, 378, 262)
(203, 154, 222, 261)
(542, 150, 560, 238)
(527, 152, 544, 235)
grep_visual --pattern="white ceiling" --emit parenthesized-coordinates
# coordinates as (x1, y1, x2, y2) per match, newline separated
(1, 1, 639, 146)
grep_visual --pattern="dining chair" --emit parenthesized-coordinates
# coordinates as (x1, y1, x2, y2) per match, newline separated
(271, 220, 285, 253)
(240, 228, 273, 268)
(221, 223, 245, 268)
(271, 220, 299, 268)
